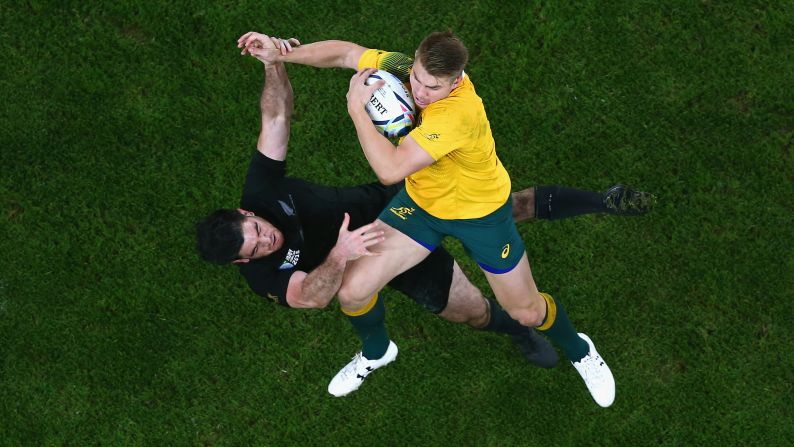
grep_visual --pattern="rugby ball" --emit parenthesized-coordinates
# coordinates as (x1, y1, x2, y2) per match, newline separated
(365, 70, 415, 139)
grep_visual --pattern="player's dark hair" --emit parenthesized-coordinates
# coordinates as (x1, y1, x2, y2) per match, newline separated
(195, 209, 246, 265)
(416, 31, 469, 80)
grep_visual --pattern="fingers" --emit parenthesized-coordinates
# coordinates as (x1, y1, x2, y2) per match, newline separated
(354, 220, 379, 234)
(356, 67, 378, 83)
(236, 33, 299, 54)
(347, 220, 384, 244)
(349, 68, 380, 96)
(367, 79, 385, 96)
(241, 34, 270, 55)
(238, 32, 277, 55)
(237, 31, 255, 47)
(339, 213, 350, 232)
(357, 231, 385, 257)
(267, 36, 284, 54)
(238, 32, 263, 52)
(351, 68, 369, 84)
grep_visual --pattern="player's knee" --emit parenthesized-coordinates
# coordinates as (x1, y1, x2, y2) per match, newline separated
(506, 306, 545, 328)
(439, 304, 486, 327)
(336, 283, 369, 308)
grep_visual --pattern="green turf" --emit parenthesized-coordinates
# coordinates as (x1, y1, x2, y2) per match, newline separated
(1, 0, 792, 445)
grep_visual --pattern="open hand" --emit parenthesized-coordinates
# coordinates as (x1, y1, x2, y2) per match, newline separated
(332, 213, 384, 261)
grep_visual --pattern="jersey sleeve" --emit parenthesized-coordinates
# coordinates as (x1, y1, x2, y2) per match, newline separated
(240, 263, 294, 308)
(357, 49, 413, 83)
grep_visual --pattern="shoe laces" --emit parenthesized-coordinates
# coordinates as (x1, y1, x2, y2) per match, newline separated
(576, 352, 607, 383)
(342, 352, 364, 377)
(339, 353, 367, 380)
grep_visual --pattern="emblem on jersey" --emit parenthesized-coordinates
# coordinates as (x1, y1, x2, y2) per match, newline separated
(390, 206, 415, 220)
(279, 248, 300, 270)
(425, 133, 440, 141)
(278, 200, 295, 216)
(501, 244, 510, 259)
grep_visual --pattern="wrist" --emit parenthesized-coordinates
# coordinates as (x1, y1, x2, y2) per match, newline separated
(347, 105, 368, 120)
(327, 246, 350, 265)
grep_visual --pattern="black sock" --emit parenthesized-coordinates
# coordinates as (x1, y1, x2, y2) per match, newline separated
(481, 299, 526, 336)
(534, 185, 606, 220)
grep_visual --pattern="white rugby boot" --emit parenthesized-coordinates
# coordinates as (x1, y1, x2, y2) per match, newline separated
(571, 333, 615, 407)
(327, 341, 398, 397)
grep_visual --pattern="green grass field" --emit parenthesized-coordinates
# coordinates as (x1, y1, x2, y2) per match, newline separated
(1, 1, 792, 445)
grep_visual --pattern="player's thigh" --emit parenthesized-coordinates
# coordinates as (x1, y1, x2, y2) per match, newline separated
(481, 252, 546, 326)
(388, 246, 454, 314)
(339, 220, 431, 307)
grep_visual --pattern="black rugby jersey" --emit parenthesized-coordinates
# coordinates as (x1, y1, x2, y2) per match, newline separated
(238, 151, 399, 306)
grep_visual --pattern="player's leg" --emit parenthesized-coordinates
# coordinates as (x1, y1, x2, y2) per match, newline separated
(336, 186, 443, 358)
(388, 249, 558, 367)
(458, 198, 615, 407)
(511, 184, 656, 222)
(328, 220, 432, 397)
(444, 261, 558, 368)
(481, 254, 615, 407)
(337, 221, 432, 311)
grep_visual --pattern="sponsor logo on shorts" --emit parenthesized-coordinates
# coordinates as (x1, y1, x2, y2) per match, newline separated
(501, 244, 510, 259)
(266, 293, 279, 303)
(390, 206, 415, 220)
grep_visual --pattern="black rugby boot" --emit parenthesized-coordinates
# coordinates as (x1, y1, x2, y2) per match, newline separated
(602, 184, 656, 215)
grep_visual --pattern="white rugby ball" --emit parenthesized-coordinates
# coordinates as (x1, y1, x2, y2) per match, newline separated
(365, 70, 415, 139)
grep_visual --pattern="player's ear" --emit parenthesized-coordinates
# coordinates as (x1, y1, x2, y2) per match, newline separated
(237, 208, 254, 217)
(232, 258, 250, 264)
(450, 74, 463, 89)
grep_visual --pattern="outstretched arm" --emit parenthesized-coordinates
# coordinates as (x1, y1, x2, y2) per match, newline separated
(256, 49, 293, 161)
(238, 32, 367, 70)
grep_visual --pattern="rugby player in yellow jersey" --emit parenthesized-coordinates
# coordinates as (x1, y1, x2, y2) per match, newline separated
(238, 30, 651, 407)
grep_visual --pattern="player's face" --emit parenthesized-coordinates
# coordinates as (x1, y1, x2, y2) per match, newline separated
(410, 59, 462, 109)
(236, 213, 284, 261)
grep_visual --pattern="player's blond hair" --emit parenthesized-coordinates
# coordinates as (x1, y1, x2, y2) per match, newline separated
(416, 31, 468, 81)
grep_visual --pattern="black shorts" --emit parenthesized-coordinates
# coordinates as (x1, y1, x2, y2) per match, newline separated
(327, 181, 454, 313)
(387, 246, 454, 314)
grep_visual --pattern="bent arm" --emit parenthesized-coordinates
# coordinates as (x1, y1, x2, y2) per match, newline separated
(285, 251, 348, 309)
(284, 215, 383, 308)
(349, 108, 434, 184)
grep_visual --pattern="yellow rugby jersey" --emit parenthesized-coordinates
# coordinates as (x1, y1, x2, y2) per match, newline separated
(358, 49, 511, 219)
